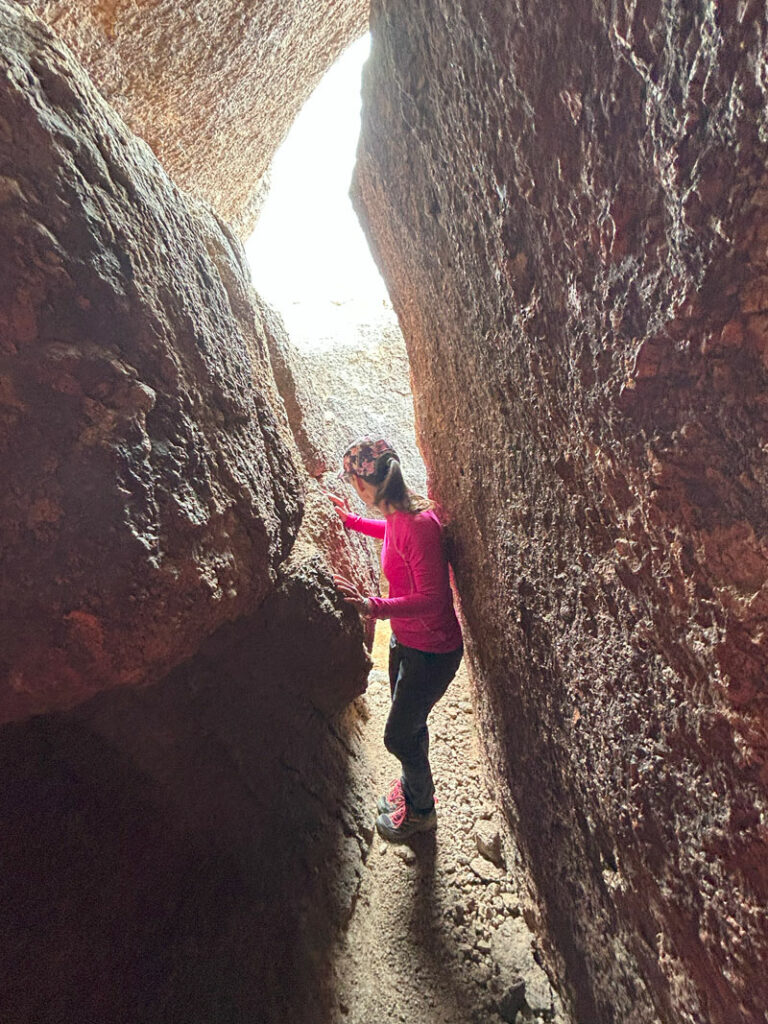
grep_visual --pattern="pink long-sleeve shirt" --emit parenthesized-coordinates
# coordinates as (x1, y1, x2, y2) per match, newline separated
(345, 509, 463, 653)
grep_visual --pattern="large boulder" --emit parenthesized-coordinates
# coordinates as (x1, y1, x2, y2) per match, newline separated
(354, 3, 768, 1023)
(0, 492, 375, 1023)
(0, 6, 377, 1019)
(0, 2, 304, 721)
(26, 0, 369, 231)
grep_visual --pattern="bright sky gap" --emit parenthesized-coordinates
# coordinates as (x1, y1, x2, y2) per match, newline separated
(245, 35, 391, 347)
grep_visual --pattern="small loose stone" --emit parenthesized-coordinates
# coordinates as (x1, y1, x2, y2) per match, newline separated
(393, 845, 416, 864)
(470, 856, 505, 882)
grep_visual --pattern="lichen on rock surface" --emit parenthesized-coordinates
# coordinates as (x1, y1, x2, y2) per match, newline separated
(26, 0, 369, 232)
(354, 2, 768, 1022)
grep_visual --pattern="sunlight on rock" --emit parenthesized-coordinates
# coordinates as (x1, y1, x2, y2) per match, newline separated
(245, 34, 391, 351)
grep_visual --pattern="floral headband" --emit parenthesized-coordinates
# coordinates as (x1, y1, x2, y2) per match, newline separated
(339, 436, 398, 482)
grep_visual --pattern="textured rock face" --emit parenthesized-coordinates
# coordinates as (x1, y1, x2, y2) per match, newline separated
(0, 8, 376, 1019)
(0, 496, 374, 1023)
(260, 296, 427, 495)
(355, 3, 768, 1022)
(26, 0, 369, 232)
(0, 4, 304, 721)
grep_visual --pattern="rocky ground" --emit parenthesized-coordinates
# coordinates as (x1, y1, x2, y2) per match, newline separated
(332, 617, 569, 1024)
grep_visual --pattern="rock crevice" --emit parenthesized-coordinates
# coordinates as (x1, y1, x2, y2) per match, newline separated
(0, 7, 378, 1020)
(354, 2, 768, 1022)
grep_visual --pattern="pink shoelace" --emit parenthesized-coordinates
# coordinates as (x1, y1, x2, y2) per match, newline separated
(385, 778, 438, 821)
(390, 801, 409, 828)
(386, 778, 405, 806)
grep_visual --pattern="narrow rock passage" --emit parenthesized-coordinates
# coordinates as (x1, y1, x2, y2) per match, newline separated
(332, 618, 569, 1024)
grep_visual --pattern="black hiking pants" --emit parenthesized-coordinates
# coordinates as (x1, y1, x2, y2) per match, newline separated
(384, 635, 463, 813)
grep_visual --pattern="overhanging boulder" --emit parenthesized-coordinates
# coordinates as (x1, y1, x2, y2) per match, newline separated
(0, 8, 377, 1019)
(27, 0, 370, 231)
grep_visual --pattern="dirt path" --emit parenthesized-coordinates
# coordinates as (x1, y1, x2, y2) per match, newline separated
(332, 620, 569, 1024)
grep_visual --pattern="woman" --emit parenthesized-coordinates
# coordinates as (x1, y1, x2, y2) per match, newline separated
(329, 436, 463, 842)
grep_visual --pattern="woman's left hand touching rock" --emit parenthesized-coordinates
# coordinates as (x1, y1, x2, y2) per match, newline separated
(333, 574, 373, 615)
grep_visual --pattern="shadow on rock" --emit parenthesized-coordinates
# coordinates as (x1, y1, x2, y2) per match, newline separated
(0, 570, 373, 1024)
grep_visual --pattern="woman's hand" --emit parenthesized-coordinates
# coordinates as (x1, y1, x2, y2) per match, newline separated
(333, 574, 372, 615)
(325, 491, 352, 525)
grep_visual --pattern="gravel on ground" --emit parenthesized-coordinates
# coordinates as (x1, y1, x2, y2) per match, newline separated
(332, 617, 569, 1024)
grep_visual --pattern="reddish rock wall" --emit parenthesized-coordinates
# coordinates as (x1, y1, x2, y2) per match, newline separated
(355, 2, 768, 1022)
(25, 0, 369, 231)
(0, 6, 376, 1018)
(0, 3, 358, 721)
(0, 491, 375, 1024)
(0, 3, 297, 720)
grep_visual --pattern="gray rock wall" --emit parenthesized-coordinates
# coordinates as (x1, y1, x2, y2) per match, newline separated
(260, 297, 427, 496)
(354, 2, 768, 1022)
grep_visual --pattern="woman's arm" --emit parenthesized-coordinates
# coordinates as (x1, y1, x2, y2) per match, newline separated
(325, 492, 386, 539)
(368, 516, 444, 618)
(345, 514, 387, 540)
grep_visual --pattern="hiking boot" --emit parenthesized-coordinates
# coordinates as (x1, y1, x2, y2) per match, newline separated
(377, 777, 405, 815)
(376, 801, 437, 843)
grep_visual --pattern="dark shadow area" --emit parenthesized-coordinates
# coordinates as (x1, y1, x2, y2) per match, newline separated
(403, 831, 482, 1021)
(0, 563, 372, 1024)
